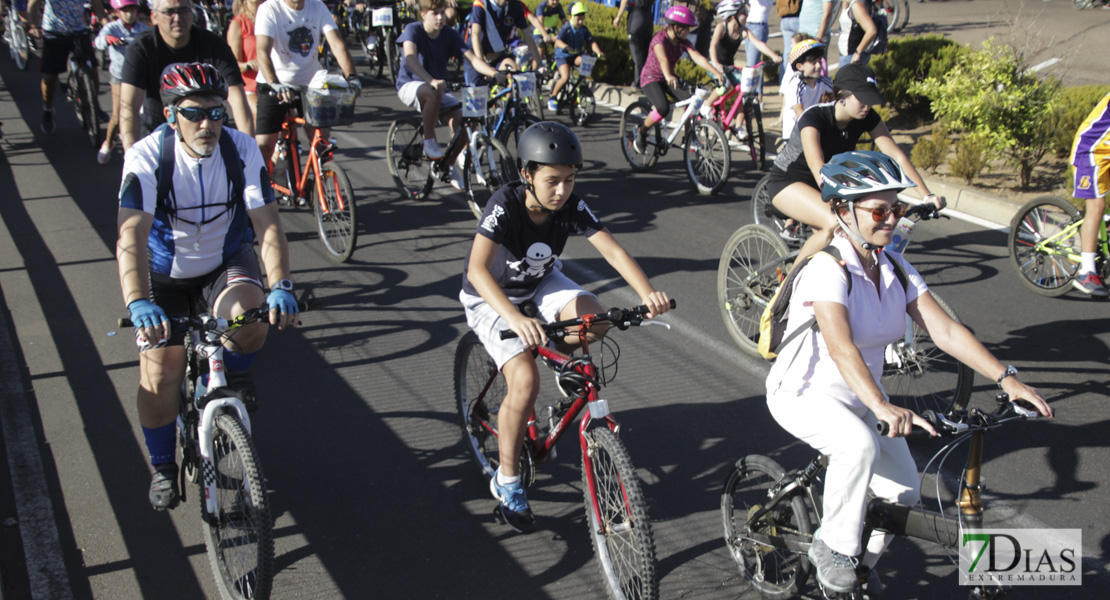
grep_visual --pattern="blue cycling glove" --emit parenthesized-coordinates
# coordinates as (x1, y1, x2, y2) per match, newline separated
(266, 289, 298, 318)
(127, 299, 168, 330)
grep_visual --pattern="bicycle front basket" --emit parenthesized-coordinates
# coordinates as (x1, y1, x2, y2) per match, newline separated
(302, 87, 357, 128)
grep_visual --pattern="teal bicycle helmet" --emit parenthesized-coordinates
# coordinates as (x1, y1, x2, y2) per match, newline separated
(820, 151, 915, 205)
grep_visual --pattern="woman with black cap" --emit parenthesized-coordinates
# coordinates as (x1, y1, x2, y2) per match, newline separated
(764, 63, 945, 261)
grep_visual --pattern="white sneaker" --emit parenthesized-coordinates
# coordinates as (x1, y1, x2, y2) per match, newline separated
(449, 166, 465, 191)
(423, 138, 445, 160)
(699, 103, 713, 119)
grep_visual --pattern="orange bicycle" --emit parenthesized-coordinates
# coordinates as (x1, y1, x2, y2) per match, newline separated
(265, 84, 359, 263)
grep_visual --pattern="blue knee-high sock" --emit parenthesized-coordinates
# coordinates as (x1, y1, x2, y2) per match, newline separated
(223, 350, 258, 372)
(143, 423, 177, 466)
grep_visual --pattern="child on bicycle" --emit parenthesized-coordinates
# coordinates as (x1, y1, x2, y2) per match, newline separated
(1068, 90, 1110, 297)
(531, 0, 566, 46)
(708, 0, 780, 95)
(546, 2, 604, 113)
(93, 0, 150, 165)
(767, 151, 1051, 595)
(460, 121, 671, 532)
(629, 5, 723, 154)
(780, 38, 832, 142)
(767, 63, 942, 260)
(397, 0, 505, 173)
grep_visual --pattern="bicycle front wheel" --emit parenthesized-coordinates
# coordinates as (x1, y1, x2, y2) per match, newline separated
(882, 292, 972, 414)
(722, 455, 811, 599)
(575, 86, 596, 127)
(466, 135, 514, 219)
(385, 30, 399, 82)
(314, 161, 358, 262)
(203, 413, 274, 600)
(497, 112, 542, 163)
(620, 100, 659, 172)
(743, 100, 766, 172)
(684, 118, 731, 196)
(583, 427, 658, 600)
(386, 117, 434, 201)
(77, 68, 102, 148)
(717, 224, 792, 356)
(896, 0, 910, 31)
(1008, 195, 1082, 297)
(454, 332, 504, 480)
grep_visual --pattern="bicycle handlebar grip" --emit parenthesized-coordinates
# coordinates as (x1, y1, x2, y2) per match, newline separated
(631, 299, 677, 314)
(499, 329, 518, 340)
(118, 317, 133, 328)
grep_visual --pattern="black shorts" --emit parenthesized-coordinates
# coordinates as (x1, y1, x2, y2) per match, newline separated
(254, 86, 300, 135)
(40, 31, 96, 76)
(143, 242, 263, 349)
(766, 167, 817, 201)
(642, 80, 690, 121)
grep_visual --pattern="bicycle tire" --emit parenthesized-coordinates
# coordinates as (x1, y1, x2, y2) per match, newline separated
(203, 413, 274, 600)
(897, 0, 910, 31)
(386, 117, 434, 201)
(385, 30, 400, 83)
(314, 161, 359, 262)
(1073, 0, 1095, 8)
(582, 427, 658, 600)
(882, 292, 972, 415)
(717, 224, 791, 356)
(80, 68, 102, 148)
(620, 100, 658, 172)
(743, 100, 766, 172)
(369, 35, 384, 78)
(575, 86, 596, 127)
(750, 174, 787, 236)
(721, 454, 811, 599)
(454, 332, 536, 487)
(1007, 195, 1083, 297)
(496, 112, 541, 164)
(684, 118, 731, 196)
(466, 135, 513, 219)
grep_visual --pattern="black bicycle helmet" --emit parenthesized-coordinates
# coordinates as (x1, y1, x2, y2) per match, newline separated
(516, 121, 583, 170)
(819, 151, 915, 205)
(160, 62, 229, 108)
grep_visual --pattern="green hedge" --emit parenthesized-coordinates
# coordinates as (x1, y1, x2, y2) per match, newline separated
(869, 35, 971, 118)
(523, 0, 632, 85)
(1051, 85, 1110, 158)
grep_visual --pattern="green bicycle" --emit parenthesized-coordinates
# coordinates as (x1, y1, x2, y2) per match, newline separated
(1008, 194, 1109, 297)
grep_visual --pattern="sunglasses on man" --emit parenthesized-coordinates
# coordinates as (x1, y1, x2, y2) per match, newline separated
(175, 106, 226, 123)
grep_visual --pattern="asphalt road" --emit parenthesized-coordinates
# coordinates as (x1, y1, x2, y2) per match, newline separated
(1, 3, 1109, 599)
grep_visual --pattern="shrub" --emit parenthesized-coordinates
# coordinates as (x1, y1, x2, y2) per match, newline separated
(950, 133, 991, 185)
(1050, 85, 1110, 158)
(911, 37, 1059, 189)
(870, 35, 969, 117)
(911, 126, 949, 175)
(524, 0, 632, 85)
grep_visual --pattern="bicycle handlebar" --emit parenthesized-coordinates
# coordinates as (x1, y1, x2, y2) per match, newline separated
(118, 302, 310, 331)
(498, 299, 676, 340)
(905, 202, 943, 222)
(875, 394, 1040, 437)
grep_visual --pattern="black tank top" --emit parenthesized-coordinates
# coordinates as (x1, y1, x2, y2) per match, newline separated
(718, 27, 744, 65)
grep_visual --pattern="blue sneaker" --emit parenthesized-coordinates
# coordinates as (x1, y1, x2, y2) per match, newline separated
(547, 98, 558, 112)
(490, 471, 535, 533)
(1073, 272, 1109, 297)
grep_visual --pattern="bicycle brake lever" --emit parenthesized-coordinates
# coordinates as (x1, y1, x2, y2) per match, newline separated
(1009, 401, 1039, 419)
(637, 320, 671, 330)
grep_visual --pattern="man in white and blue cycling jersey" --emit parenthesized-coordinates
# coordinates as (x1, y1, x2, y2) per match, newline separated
(116, 63, 298, 510)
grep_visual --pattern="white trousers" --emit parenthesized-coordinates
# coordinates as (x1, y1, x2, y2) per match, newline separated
(767, 393, 921, 567)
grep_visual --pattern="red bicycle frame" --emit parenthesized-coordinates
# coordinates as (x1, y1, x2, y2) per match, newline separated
(269, 110, 347, 216)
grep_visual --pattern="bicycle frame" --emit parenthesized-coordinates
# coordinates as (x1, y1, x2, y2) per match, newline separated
(709, 65, 760, 132)
(270, 108, 346, 216)
(1022, 214, 1110, 266)
(658, 86, 710, 150)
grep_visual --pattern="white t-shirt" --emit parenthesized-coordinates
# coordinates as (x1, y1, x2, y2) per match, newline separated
(254, 0, 337, 86)
(748, 0, 774, 24)
(780, 72, 834, 141)
(764, 235, 930, 409)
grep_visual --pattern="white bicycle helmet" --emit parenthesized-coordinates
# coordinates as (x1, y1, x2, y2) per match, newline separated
(716, 0, 748, 19)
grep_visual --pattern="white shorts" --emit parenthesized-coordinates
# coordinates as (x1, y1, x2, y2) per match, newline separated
(397, 80, 460, 113)
(459, 270, 594, 369)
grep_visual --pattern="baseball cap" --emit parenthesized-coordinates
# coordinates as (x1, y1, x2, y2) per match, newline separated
(834, 63, 884, 106)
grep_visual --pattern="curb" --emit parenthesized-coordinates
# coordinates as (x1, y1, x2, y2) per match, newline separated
(589, 81, 1023, 230)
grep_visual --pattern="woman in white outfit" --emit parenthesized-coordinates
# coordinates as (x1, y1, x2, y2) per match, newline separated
(764, 151, 1054, 595)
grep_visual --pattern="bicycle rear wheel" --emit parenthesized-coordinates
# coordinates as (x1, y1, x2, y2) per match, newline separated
(72, 67, 101, 148)
(1007, 195, 1082, 297)
(743, 100, 766, 172)
(203, 413, 274, 600)
(384, 30, 399, 83)
(465, 135, 513, 219)
(717, 224, 792, 356)
(684, 118, 730, 196)
(882, 292, 972, 414)
(583, 427, 658, 600)
(620, 100, 659, 172)
(750, 174, 784, 232)
(896, 0, 910, 31)
(386, 117, 434, 201)
(314, 161, 358, 262)
(496, 112, 541, 164)
(721, 455, 811, 599)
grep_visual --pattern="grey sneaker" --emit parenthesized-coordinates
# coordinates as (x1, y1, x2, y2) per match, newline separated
(808, 538, 859, 593)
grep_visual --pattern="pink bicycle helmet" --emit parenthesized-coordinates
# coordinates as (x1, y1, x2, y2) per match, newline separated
(110, 0, 139, 9)
(664, 5, 698, 28)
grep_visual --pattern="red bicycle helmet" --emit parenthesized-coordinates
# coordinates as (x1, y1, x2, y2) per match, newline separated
(664, 5, 698, 28)
(159, 62, 228, 108)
